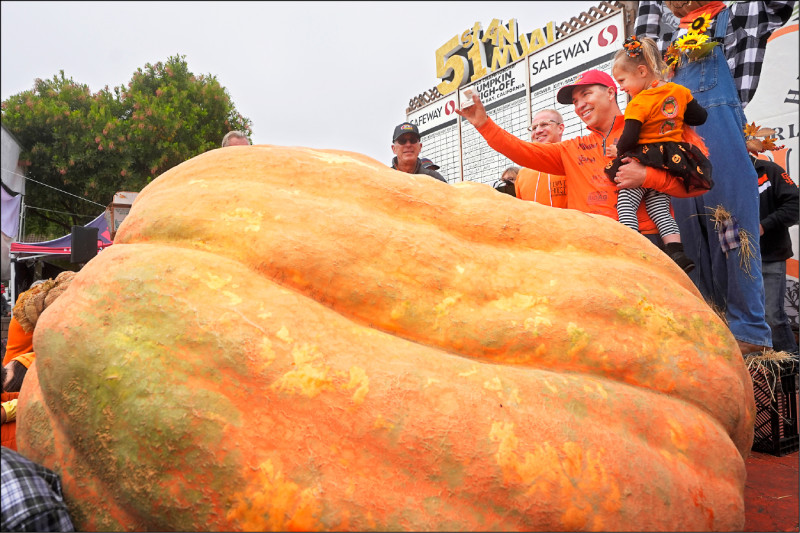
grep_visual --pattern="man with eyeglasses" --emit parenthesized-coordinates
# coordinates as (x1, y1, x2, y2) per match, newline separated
(515, 110, 567, 207)
(456, 69, 705, 236)
(390, 122, 447, 183)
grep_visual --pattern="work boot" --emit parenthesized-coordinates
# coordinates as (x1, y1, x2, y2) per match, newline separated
(737, 340, 769, 357)
(664, 242, 695, 273)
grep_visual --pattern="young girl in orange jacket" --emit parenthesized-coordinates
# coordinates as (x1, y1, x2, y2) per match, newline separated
(605, 36, 713, 273)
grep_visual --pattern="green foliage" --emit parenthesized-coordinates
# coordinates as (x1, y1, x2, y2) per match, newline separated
(1, 54, 252, 236)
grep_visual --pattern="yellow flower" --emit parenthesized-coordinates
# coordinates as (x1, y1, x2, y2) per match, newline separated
(675, 32, 709, 51)
(690, 12, 713, 34)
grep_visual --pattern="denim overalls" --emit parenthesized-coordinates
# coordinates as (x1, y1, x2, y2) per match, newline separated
(671, 7, 772, 348)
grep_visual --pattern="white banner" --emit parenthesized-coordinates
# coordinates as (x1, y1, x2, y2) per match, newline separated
(743, 17, 799, 327)
(459, 60, 529, 185)
(528, 10, 627, 140)
(412, 7, 631, 186)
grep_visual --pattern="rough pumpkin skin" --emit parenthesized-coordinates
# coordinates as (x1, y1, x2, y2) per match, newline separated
(17, 145, 754, 531)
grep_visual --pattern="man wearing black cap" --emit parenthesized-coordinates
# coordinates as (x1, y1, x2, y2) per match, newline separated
(456, 69, 705, 236)
(390, 122, 447, 183)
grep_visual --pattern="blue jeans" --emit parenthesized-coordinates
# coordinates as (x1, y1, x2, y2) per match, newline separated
(672, 36, 772, 347)
(762, 260, 799, 353)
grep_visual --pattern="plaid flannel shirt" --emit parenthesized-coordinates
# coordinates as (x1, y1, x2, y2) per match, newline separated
(634, 1, 796, 108)
(717, 214, 742, 253)
(1, 447, 75, 532)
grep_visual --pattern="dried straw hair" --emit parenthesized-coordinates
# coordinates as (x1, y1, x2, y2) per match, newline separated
(613, 37, 668, 81)
(746, 350, 798, 404)
(708, 205, 757, 277)
(12, 271, 76, 333)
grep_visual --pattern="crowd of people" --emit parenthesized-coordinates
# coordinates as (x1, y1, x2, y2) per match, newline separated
(444, 0, 795, 359)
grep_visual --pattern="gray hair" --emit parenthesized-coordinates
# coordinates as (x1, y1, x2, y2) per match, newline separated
(532, 109, 564, 124)
(221, 131, 250, 147)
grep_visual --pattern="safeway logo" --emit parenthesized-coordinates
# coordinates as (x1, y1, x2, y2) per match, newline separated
(597, 25, 618, 47)
(444, 100, 456, 115)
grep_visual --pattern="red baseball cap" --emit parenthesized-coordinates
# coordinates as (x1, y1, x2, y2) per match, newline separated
(556, 69, 617, 105)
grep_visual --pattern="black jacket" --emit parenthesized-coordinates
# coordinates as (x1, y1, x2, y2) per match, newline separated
(753, 156, 799, 262)
(391, 157, 447, 183)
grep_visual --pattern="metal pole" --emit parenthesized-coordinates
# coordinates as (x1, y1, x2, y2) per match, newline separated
(10, 196, 25, 308)
(18, 195, 25, 243)
(9, 254, 15, 311)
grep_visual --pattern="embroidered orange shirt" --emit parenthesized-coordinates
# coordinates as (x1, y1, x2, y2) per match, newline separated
(477, 115, 706, 233)
(624, 82, 694, 144)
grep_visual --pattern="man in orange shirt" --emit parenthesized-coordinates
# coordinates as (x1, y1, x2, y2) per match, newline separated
(456, 69, 706, 237)
(516, 109, 567, 208)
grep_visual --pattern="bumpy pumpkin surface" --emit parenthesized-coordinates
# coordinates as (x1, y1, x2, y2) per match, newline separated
(18, 145, 754, 531)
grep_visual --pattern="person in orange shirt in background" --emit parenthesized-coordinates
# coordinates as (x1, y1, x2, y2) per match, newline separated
(2, 272, 76, 450)
(605, 36, 713, 273)
(515, 109, 567, 208)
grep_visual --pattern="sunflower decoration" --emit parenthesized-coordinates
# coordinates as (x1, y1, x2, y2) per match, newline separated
(663, 42, 683, 77)
(689, 12, 713, 34)
(743, 122, 785, 154)
(675, 32, 708, 51)
(674, 32, 720, 62)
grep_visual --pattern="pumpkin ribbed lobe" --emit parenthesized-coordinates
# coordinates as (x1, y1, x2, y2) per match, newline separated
(116, 147, 751, 454)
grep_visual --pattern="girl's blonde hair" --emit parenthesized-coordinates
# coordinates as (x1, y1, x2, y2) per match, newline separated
(613, 36, 668, 81)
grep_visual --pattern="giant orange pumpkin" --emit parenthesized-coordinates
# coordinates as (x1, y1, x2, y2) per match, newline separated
(18, 145, 755, 531)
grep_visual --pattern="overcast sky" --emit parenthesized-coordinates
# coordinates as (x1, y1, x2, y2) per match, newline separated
(2, 1, 598, 165)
